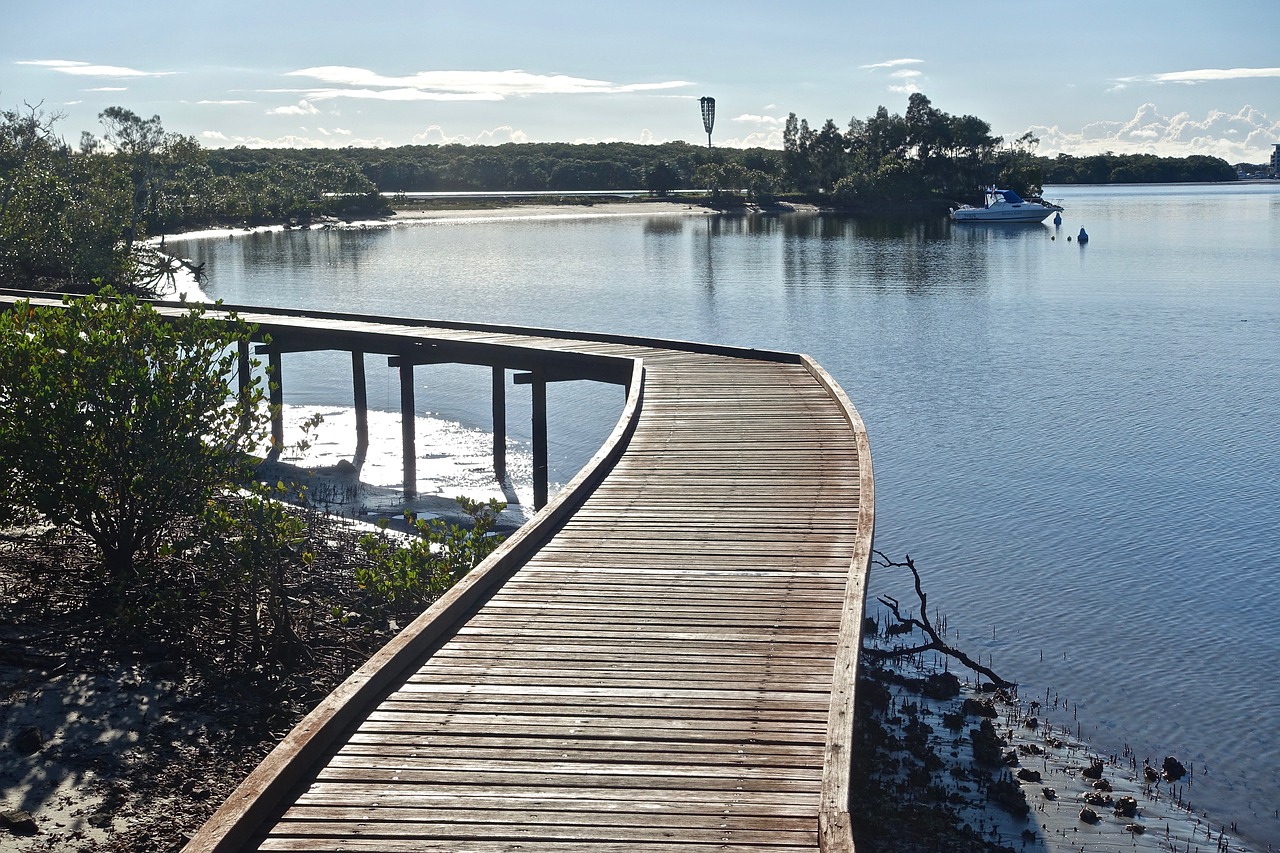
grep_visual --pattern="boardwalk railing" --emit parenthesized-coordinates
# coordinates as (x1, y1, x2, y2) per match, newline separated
(0, 291, 874, 852)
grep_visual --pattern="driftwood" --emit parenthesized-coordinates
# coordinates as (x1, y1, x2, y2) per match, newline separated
(864, 551, 1014, 689)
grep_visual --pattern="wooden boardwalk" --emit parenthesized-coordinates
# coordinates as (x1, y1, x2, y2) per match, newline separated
(0, 293, 872, 851)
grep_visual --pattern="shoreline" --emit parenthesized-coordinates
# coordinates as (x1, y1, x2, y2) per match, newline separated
(861, 648, 1266, 853)
(155, 197, 823, 248)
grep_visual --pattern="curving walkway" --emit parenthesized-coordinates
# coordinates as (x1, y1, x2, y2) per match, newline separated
(0, 294, 873, 852)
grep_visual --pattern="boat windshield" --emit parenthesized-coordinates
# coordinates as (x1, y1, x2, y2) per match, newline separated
(996, 189, 1026, 204)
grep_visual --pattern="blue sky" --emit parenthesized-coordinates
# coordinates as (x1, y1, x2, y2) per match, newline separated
(5, 0, 1278, 161)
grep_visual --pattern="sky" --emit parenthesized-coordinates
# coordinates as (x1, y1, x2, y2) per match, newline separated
(4, 0, 1278, 162)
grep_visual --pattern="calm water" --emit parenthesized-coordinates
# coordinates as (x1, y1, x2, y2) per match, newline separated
(180, 183, 1280, 846)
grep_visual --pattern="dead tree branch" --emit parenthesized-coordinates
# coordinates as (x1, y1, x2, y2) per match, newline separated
(864, 550, 1013, 689)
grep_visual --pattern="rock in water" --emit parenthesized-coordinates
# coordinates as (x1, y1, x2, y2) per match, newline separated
(1162, 756, 1187, 783)
(1114, 796, 1138, 817)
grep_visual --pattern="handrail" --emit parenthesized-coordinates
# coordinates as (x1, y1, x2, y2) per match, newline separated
(0, 288, 803, 365)
(802, 355, 875, 853)
(182, 357, 646, 852)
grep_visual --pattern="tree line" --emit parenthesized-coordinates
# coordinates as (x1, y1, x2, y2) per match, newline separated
(1041, 152, 1236, 184)
(2, 97, 1239, 293)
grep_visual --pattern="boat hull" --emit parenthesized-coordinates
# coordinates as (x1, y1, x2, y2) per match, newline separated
(951, 206, 1056, 223)
(951, 188, 1061, 223)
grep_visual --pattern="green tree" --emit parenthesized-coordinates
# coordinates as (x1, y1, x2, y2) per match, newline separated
(645, 160, 681, 196)
(0, 104, 134, 289)
(994, 131, 1044, 196)
(783, 113, 816, 193)
(810, 118, 848, 193)
(97, 106, 166, 256)
(0, 292, 267, 596)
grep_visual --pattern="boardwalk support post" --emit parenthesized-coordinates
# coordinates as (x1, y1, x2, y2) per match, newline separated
(492, 366, 506, 483)
(530, 371, 548, 510)
(399, 360, 416, 498)
(237, 340, 252, 432)
(352, 351, 368, 469)
(267, 348, 283, 459)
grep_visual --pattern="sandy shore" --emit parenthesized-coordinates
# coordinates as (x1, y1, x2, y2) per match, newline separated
(389, 198, 720, 223)
(155, 197, 823, 250)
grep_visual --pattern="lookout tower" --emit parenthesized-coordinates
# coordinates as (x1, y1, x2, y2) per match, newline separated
(700, 97, 715, 149)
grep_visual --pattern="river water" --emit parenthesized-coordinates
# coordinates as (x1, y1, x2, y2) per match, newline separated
(178, 182, 1280, 847)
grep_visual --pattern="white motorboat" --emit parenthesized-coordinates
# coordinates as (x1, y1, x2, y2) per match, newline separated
(950, 188, 1062, 223)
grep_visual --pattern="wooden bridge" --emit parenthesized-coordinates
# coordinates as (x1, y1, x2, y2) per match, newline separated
(2, 293, 875, 851)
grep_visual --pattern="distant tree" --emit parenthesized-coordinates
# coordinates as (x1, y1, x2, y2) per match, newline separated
(0, 292, 266, 598)
(97, 106, 166, 256)
(993, 131, 1044, 196)
(0, 104, 135, 289)
(645, 160, 681, 196)
(904, 92, 950, 167)
(810, 118, 848, 193)
(947, 114, 1000, 192)
(783, 113, 817, 193)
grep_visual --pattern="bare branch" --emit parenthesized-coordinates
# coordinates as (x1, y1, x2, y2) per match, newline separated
(866, 550, 1014, 689)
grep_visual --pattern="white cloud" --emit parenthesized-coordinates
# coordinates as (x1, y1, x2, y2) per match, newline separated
(477, 125, 529, 144)
(861, 58, 924, 70)
(1029, 103, 1280, 162)
(267, 99, 320, 116)
(732, 113, 785, 127)
(284, 66, 691, 102)
(1116, 66, 1280, 85)
(863, 58, 928, 97)
(86, 87, 127, 92)
(725, 130, 784, 149)
(411, 124, 530, 145)
(17, 59, 175, 78)
(200, 129, 392, 149)
(197, 99, 254, 105)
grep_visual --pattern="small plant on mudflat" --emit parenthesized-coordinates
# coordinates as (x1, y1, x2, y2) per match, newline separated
(355, 497, 506, 611)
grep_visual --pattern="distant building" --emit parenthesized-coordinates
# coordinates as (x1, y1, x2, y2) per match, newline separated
(1273, 143, 1280, 176)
